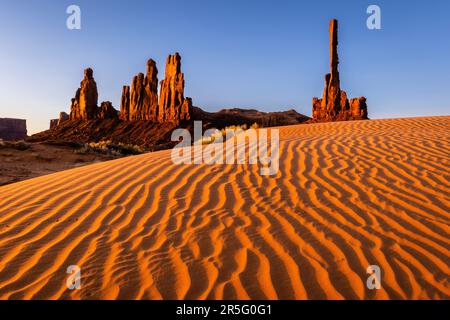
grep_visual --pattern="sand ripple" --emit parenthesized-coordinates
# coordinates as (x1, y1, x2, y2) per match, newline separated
(0, 116, 449, 299)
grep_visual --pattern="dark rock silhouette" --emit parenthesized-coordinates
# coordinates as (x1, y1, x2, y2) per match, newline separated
(193, 107, 309, 128)
(312, 19, 368, 122)
(97, 101, 119, 120)
(58, 112, 69, 126)
(0, 118, 27, 140)
(49, 119, 58, 130)
(50, 112, 71, 129)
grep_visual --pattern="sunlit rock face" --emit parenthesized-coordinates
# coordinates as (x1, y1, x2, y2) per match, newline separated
(158, 52, 192, 123)
(70, 68, 99, 120)
(123, 59, 159, 121)
(312, 19, 368, 122)
(68, 68, 118, 121)
(120, 53, 192, 123)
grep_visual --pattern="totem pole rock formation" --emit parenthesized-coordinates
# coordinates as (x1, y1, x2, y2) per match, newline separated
(158, 52, 192, 122)
(120, 53, 192, 123)
(68, 68, 118, 122)
(312, 19, 368, 122)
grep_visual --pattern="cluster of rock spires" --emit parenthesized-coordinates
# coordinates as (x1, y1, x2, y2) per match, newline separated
(50, 52, 193, 129)
(312, 19, 368, 122)
(43, 19, 368, 147)
(120, 53, 192, 122)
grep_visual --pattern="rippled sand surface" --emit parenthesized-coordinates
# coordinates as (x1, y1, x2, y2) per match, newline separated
(0, 116, 449, 299)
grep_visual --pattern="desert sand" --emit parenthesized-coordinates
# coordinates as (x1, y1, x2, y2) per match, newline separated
(0, 116, 448, 300)
(0, 142, 119, 186)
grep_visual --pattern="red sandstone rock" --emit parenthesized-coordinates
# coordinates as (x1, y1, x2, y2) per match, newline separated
(180, 97, 193, 121)
(122, 59, 159, 121)
(67, 68, 118, 121)
(58, 112, 69, 126)
(70, 68, 99, 120)
(350, 97, 368, 119)
(49, 119, 58, 129)
(97, 101, 118, 119)
(120, 54, 193, 123)
(50, 112, 69, 129)
(120, 85, 130, 120)
(158, 53, 192, 123)
(312, 19, 368, 122)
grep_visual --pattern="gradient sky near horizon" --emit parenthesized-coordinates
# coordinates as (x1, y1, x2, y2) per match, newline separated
(0, 0, 449, 134)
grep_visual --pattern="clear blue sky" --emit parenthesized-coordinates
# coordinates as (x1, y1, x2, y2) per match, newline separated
(0, 0, 449, 134)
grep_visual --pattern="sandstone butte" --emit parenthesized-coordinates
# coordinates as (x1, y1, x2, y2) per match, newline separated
(312, 19, 368, 122)
(0, 118, 27, 140)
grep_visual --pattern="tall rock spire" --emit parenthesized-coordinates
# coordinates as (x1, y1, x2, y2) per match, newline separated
(120, 85, 130, 120)
(119, 53, 192, 122)
(158, 52, 192, 122)
(312, 19, 368, 122)
(70, 68, 99, 120)
(324, 19, 341, 113)
(69, 68, 118, 121)
(124, 59, 159, 121)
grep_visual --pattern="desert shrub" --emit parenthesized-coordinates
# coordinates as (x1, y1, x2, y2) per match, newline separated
(0, 140, 30, 150)
(76, 140, 144, 156)
(115, 142, 145, 155)
(202, 124, 254, 144)
(14, 140, 31, 151)
(200, 123, 260, 145)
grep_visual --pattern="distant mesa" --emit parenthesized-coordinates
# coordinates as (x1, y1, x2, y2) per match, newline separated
(193, 107, 309, 128)
(312, 19, 368, 122)
(0, 118, 27, 140)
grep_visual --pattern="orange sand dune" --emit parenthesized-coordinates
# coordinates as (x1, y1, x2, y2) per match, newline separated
(0, 116, 449, 300)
